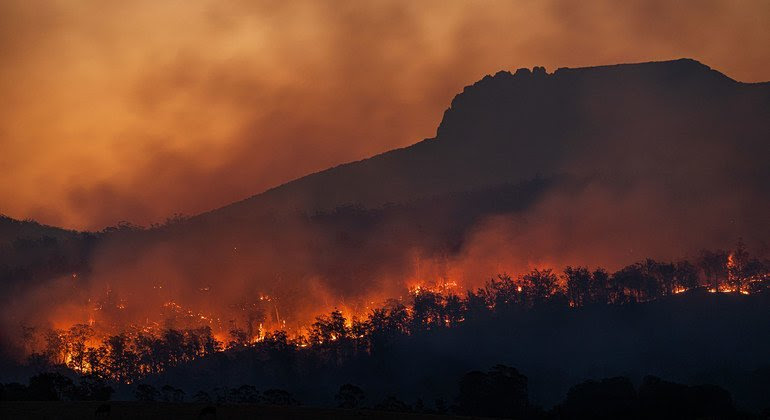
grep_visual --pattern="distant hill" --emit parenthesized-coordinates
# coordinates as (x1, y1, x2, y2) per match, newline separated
(194, 58, 769, 224)
(142, 58, 769, 293)
(0, 215, 81, 246)
(2, 59, 769, 418)
(0, 216, 96, 301)
(160, 58, 770, 276)
(144, 290, 770, 411)
(2, 58, 768, 332)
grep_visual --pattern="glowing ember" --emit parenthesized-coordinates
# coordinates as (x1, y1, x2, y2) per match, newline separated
(12, 245, 767, 385)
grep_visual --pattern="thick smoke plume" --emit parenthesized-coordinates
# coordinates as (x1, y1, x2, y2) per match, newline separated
(1, 2, 769, 364)
(1, 0, 769, 229)
(4, 58, 768, 360)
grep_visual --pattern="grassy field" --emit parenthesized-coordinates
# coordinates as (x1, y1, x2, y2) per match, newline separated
(0, 401, 466, 419)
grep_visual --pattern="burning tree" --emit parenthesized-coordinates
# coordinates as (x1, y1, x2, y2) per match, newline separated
(13, 246, 768, 386)
(698, 249, 729, 292)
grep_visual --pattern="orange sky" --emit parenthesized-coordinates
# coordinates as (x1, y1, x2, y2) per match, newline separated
(2, 0, 769, 230)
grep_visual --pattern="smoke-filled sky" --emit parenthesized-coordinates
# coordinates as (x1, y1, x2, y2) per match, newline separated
(2, 0, 769, 230)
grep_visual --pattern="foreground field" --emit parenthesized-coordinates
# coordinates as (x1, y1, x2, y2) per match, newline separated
(1, 401, 463, 420)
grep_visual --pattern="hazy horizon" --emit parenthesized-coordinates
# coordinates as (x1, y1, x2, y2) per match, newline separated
(2, 0, 770, 230)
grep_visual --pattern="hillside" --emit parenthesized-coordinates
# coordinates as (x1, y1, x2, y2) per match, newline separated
(2, 58, 769, 348)
(195, 58, 769, 224)
(135, 290, 770, 411)
(95, 58, 768, 312)
(0, 216, 81, 246)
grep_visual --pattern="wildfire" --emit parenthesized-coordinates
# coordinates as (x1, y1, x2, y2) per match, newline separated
(16, 245, 768, 386)
(707, 287, 751, 294)
(409, 279, 459, 296)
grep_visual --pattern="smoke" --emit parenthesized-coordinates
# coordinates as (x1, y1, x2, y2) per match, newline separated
(451, 180, 768, 289)
(1, 0, 769, 229)
(1, 1, 769, 363)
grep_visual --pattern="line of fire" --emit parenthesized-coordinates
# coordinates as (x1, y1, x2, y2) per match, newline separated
(14, 241, 768, 384)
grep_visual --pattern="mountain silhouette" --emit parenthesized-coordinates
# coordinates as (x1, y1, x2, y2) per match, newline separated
(2, 58, 768, 327)
(192, 58, 768, 224)
(2, 59, 769, 417)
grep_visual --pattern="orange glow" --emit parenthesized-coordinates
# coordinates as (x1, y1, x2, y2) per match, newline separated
(11, 255, 767, 385)
(2, 2, 769, 387)
(2, 1, 770, 229)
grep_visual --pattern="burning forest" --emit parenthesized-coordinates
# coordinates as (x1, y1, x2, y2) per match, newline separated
(1, 20, 770, 416)
(8, 240, 769, 386)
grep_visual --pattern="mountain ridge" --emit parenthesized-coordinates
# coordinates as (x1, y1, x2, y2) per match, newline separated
(3, 58, 767, 234)
(191, 58, 768, 227)
(2, 57, 768, 350)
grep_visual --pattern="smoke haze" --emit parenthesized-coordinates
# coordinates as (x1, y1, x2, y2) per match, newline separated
(2, 0, 769, 229)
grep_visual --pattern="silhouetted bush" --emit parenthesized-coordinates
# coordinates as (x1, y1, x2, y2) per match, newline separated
(335, 383, 366, 408)
(72, 374, 113, 401)
(0, 372, 113, 401)
(260, 389, 298, 406)
(639, 375, 735, 419)
(192, 390, 212, 404)
(27, 372, 74, 401)
(232, 384, 260, 403)
(134, 383, 159, 402)
(556, 377, 637, 419)
(374, 395, 411, 412)
(0, 383, 29, 401)
(455, 364, 528, 418)
(161, 384, 185, 402)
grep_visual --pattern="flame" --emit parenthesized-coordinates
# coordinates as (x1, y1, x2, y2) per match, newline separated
(15, 250, 767, 385)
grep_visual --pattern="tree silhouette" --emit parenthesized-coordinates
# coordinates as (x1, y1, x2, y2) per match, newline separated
(487, 274, 520, 308)
(565, 266, 592, 307)
(310, 310, 348, 345)
(644, 259, 676, 296)
(134, 383, 159, 402)
(43, 329, 65, 365)
(335, 383, 366, 408)
(1, 383, 29, 401)
(443, 293, 464, 326)
(260, 389, 298, 406)
(463, 289, 490, 320)
(162, 329, 186, 365)
(410, 290, 443, 330)
(105, 334, 137, 382)
(28, 372, 73, 401)
(192, 390, 212, 403)
(66, 324, 93, 372)
(350, 317, 371, 353)
(558, 377, 636, 419)
(613, 262, 661, 302)
(72, 374, 113, 401)
(588, 268, 612, 304)
(639, 375, 735, 419)
(375, 395, 411, 412)
(232, 384, 259, 403)
(523, 268, 559, 305)
(673, 261, 700, 291)
(456, 364, 528, 418)
(228, 327, 249, 348)
(698, 249, 728, 291)
(161, 384, 185, 402)
(264, 330, 290, 352)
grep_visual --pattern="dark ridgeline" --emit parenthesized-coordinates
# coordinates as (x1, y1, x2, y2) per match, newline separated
(209, 58, 768, 218)
(2, 288, 769, 418)
(1, 59, 769, 417)
(0, 59, 770, 296)
(2, 58, 768, 315)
